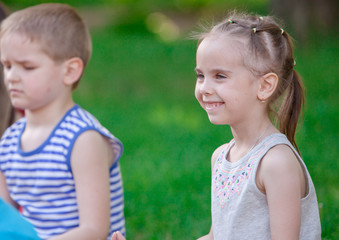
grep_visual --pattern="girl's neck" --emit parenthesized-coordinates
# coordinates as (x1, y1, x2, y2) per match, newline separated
(228, 120, 277, 163)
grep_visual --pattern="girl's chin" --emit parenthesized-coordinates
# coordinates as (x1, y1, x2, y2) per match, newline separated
(207, 116, 227, 125)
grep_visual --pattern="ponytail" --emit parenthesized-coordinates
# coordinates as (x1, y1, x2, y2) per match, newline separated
(278, 70, 304, 154)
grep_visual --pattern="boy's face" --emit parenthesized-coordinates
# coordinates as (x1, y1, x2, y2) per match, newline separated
(0, 32, 67, 111)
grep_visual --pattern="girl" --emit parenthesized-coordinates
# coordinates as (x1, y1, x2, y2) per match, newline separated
(194, 12, 321, 239)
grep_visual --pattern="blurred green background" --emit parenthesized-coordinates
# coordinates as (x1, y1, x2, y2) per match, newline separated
(3, 0, 338, 239)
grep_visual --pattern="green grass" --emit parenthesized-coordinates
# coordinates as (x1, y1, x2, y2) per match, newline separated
(76, 27, 229, 239)
(295, 33, 339, 239)
(77, 28, 223, 239)
(4, 1, 339, 239)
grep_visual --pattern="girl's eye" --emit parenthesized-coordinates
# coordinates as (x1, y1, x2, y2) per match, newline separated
(216, 74, 226, 79)
(196, 73, 204, 80)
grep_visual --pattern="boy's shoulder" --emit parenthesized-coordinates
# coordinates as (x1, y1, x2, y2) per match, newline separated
(67, 105, 123, 163)
(0, 118, 25, 140)
(64, 105, 118, 144)
(66, 105, 105, 130)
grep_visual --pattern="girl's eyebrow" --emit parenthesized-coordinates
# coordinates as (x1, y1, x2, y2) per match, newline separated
(195, 67, 232, 74)
(212, 68, 232, 74)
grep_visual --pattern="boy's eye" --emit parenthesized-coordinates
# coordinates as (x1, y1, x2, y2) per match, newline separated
(1, 62, 11, 70)
(24, 66, 36, 70)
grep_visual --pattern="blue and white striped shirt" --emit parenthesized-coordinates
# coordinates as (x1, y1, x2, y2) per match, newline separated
(0, 105, 125, 239)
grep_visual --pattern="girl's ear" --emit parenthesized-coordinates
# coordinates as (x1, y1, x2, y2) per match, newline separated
(257, 72, 278, 101)
(63, 57, 84, 86)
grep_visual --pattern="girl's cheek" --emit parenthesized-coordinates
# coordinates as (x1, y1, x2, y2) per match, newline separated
(194, 86, 199, 99)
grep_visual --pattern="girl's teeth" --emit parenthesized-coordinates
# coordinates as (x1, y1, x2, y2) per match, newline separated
(206, 103, 222, 109)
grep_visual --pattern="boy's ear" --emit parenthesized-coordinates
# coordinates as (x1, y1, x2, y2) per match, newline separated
(257, 72, 278, 101)
(63, 57, 84, 86)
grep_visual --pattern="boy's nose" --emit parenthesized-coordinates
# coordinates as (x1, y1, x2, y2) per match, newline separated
(5, 68, 20, 83)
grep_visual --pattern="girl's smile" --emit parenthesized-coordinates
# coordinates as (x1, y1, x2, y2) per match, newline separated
(203, 101, 225, 111)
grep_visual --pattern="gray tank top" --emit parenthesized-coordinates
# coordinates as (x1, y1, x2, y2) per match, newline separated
(211, 133, 321, 239)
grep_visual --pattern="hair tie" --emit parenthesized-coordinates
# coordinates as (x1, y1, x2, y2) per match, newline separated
(280, 28, 284, 34)
(252, 27, 257, 33)
(228, 19, 233, 24)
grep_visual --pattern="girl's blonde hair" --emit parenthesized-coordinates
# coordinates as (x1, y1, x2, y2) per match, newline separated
(196, 11, 304, 153)
(0, 3, 92, 88)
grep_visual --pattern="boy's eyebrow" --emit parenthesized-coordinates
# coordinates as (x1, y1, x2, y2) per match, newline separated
(16, 60, 31, 64)
(10, 59, 34, 65)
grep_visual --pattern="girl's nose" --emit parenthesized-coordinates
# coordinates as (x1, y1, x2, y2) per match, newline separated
(199, 80, 214, 95)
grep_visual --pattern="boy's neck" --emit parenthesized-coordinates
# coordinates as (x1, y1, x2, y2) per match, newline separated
(20, 99, 75, 152)
(25, 99, 75, 128)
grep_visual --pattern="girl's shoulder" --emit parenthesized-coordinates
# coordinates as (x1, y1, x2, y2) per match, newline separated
(262, 144, 300, 171)
(211, 143, 230, 169)
(257, 144, 306, 195)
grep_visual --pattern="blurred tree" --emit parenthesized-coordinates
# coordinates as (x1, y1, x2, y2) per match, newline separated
(270, 0, 338, 42)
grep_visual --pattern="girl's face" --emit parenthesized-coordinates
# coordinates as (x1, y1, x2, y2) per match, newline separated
(0, 32, 67, 112)
(195, 36, 260, 126)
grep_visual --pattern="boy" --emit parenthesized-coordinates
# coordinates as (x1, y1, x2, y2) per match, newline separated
(0, 3, 125, 239)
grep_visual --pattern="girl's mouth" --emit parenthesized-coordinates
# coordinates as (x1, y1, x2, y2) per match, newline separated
(204, 102, 224, 111)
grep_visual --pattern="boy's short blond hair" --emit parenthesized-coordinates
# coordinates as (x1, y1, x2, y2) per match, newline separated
(0, 3, 92, 87)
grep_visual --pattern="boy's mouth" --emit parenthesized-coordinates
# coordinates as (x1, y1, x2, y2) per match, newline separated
(9, 88, 23, 96)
